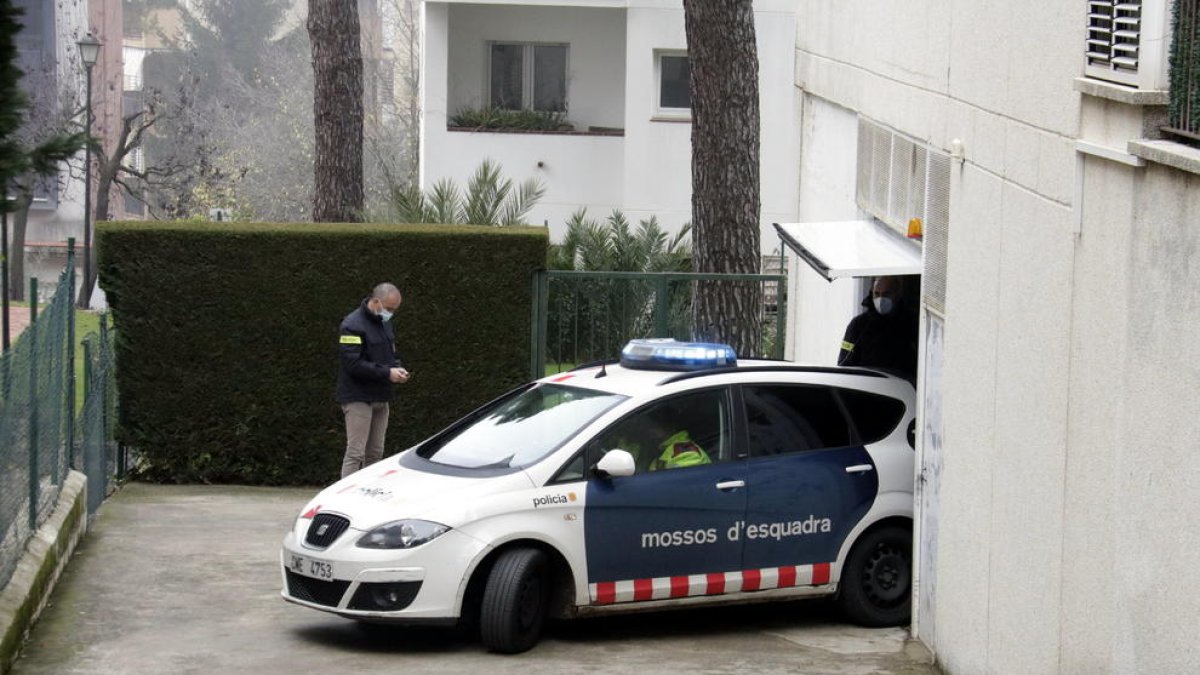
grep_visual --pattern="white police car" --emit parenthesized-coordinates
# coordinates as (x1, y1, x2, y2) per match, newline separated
(281, 339, 916, 653)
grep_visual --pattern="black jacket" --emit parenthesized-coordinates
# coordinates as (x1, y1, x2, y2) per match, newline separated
(335, 299, 401, 404)
(837, 295, 918, 383)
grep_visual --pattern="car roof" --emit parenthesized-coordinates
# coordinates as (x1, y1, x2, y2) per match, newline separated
(537, 359, 912, 402)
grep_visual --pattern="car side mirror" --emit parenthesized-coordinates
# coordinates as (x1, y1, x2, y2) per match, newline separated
(594, 449, 636, 478)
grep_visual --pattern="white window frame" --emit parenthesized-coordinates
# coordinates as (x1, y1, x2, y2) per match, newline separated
(1084, 0, 1171, 90)
(486, 41, 569, 112)
(653, 50, 691, 121)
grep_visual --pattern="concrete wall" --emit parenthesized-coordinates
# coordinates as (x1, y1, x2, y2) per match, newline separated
(793, 0, 1200, 672)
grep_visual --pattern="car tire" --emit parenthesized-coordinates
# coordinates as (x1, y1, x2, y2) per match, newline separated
(837, 525, 912, 627)
(480, 548, 549, 653)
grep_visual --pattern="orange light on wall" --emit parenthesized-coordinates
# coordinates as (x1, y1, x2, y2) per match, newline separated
(907, 217, 923, 239)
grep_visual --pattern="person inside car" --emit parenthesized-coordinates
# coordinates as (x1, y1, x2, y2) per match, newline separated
(606, 412, 711, 472)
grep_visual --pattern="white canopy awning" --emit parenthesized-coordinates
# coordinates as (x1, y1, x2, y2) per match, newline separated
(773, 220, 923, 281)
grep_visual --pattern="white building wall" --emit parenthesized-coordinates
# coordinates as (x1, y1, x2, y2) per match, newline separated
(784, 95, 862, 365)
(619, 4, 799, 243)
(1116, 167, 1200, 673)
(423, 2, 626, 234)
(424, 0, 799, 248)
(795, 0, 1200, 673)
(444, 3, 626, 130)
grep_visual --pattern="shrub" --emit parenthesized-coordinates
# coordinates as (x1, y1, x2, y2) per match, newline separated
(449, 106, 574, 132)
(383, 159, 545, 227)
(98, 220, 547, 485)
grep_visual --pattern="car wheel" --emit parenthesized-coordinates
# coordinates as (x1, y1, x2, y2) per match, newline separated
(837, 525, 912, 627)
(480, 548, 549, 653)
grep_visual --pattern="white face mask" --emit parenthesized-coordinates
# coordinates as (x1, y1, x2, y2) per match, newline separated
(372, 300, 394, 322)
(874, 297, 894, 315)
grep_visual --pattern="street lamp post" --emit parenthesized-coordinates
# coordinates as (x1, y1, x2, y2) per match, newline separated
(77, 33, 100, 308)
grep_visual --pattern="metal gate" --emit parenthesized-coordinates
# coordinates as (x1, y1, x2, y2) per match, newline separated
(529, 270, 786, 378)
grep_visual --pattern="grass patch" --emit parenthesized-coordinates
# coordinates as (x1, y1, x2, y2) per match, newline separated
(73, 310, 101, 412)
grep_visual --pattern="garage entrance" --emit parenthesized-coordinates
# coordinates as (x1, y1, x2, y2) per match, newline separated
(774, 218, 940, 650)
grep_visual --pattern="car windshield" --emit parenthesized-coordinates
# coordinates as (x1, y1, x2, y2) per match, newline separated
(422, 384, 627, 470)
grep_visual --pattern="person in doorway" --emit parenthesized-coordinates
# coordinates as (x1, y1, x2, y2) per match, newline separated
(336, 282, 409, 478)
(837, 275, 918, 383)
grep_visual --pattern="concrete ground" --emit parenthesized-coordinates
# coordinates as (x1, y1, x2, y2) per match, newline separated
(11, 483, 936, 675)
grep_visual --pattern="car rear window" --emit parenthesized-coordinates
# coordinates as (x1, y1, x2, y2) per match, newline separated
(742, 385, 853, 455)
(837, 388, 907, 444)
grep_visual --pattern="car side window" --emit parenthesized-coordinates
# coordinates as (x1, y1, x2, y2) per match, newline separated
(742, 385, 853, 456)
(836, 388, 906, 444)
(588, 388, 732, 475)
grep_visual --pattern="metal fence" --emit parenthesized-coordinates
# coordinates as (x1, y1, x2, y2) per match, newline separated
(79, 316, 119, 517)
(1168, 0, 1200, 140)
(530, 270, 786, 378)
(0, 247, 120, 590)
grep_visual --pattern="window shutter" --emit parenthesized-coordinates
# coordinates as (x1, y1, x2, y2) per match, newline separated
(1086, 0, 1142, 86)
(855, 118, 933, 238)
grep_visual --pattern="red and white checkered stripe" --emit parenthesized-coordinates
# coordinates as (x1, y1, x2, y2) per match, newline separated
(589, 563, 833, 605)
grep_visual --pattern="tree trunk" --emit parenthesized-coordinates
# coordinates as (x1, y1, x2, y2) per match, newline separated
(95, 152, 117, 225)
(308, 0, 364, 222)
(683, 0, 762, 356)
(8, 190, 32, 302)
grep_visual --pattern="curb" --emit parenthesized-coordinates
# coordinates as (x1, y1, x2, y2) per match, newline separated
(0, 471, 88, 675)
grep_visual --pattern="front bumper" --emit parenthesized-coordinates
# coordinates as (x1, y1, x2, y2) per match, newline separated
(279, 521, 487, 621)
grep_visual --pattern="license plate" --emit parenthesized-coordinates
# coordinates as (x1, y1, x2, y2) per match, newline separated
(288, 552, 334, 581)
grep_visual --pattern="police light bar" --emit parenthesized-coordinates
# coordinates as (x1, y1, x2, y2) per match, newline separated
(619, 339, 737, 371)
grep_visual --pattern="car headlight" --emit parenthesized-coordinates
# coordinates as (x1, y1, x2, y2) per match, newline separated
(357, 519, 450, 549)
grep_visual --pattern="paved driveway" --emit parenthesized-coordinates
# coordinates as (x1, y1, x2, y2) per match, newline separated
(12, 484, 935, 675)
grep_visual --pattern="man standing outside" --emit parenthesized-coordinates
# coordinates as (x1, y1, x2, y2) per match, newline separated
(337, 282, 409, 478)
(837, 275, 918, 383)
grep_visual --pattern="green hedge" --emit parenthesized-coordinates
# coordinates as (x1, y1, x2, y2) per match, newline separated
(98, 221, 547, 485)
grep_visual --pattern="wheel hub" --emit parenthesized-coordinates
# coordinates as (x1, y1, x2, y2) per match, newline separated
(864, 545, 909, 605)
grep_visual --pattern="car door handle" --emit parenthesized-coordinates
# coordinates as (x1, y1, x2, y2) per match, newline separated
(715, 480, 746, 491)
(845, 464, 874, 474)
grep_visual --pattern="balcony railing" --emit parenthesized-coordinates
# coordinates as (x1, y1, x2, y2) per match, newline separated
(1167, 0, 1200, 141)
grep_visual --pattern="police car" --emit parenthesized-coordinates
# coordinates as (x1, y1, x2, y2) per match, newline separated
(281, 339, 916, 653)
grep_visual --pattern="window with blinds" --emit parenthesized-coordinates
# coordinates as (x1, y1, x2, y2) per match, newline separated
(1086, 0, 1142, 85)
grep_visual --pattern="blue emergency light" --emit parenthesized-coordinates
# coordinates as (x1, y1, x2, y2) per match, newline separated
(619, 338, 738, 371)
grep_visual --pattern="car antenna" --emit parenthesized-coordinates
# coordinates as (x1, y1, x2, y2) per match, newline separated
(595, 362, 608, 378)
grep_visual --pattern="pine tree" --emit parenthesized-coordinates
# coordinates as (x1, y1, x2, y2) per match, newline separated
(683, 0, 762, 355)
(308, 0, 364, 222)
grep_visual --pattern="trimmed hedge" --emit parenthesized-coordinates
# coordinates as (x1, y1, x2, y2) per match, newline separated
(97, 221, 547, 485)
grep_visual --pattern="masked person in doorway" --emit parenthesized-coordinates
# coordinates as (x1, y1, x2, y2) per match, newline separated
(336, 282, 409, 478)
(837, 276, 918, 383)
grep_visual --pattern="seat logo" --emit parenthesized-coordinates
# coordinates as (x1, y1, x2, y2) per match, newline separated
(316, 523, 330, 537)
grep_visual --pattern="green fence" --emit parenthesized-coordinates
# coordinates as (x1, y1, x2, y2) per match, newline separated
(530, 270, 786, 378)
(0, 247, 119, 590)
